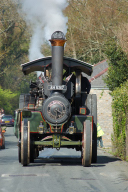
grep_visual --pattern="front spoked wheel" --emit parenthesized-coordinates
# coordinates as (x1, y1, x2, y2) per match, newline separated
(21, 119, 30, 166)
(82, 120, 92, 167)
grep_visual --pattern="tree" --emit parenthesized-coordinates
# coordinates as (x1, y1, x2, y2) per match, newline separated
(0, 87, 17, 114)
(0, 0, 31, 90)
(111, 80, 128, 159)
(104, 39, 128, 91)
(64, 0, 128, 63)
(0, 0, 37, 113)
(0, 0, 38, 93)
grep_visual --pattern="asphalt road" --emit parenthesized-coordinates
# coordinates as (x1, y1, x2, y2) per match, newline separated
(0, 127, 128, 192)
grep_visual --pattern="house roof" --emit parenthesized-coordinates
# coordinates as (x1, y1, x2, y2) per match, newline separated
(82, 60, 108, 89)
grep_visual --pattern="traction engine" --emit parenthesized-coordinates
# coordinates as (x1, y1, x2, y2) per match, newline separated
(14, 31, 97, 167)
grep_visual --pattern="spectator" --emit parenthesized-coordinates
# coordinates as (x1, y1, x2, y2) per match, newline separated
(97, 123, 104, 148)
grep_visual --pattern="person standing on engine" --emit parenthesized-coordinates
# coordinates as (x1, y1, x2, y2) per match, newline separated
(97, 123, 104, 148)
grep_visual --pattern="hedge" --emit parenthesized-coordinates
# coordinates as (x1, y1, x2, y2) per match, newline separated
(111, 80, 128, 159)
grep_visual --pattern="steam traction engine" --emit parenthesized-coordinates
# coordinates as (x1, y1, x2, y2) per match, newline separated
(14, 31, 97, 167)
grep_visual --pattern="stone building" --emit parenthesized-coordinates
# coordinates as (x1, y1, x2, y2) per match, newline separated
(83, 60, 113, 148)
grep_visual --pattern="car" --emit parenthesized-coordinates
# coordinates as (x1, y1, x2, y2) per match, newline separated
(0, 126, 5, 149)
(1, 115, 14, 127)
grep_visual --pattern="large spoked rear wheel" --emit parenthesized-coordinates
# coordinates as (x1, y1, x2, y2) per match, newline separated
(82, 120, 92, 167)
(21, 119, 30, 166)
(86, 94, 97, 163)
(91, 95, 97, 163)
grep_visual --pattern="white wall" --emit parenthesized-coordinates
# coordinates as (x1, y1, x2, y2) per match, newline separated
(90, 89, 113, 148)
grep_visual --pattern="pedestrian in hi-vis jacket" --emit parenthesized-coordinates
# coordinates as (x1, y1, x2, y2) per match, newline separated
(97, 123, 104, 148)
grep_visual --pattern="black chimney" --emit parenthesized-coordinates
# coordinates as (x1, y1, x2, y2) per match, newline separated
(49, 31, 66, 86)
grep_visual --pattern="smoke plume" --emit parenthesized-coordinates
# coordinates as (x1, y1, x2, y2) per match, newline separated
(15, 0, 68, 61)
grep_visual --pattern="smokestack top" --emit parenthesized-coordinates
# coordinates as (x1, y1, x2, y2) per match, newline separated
(49, 31, 66, 46)
(51, 31, 65, 40)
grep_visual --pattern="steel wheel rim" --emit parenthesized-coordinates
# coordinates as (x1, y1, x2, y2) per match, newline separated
(82, 120, 92, 167)
(21, 119, 30, 166)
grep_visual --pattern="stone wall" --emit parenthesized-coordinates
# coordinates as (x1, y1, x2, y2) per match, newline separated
(90, 89, 113, 148)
